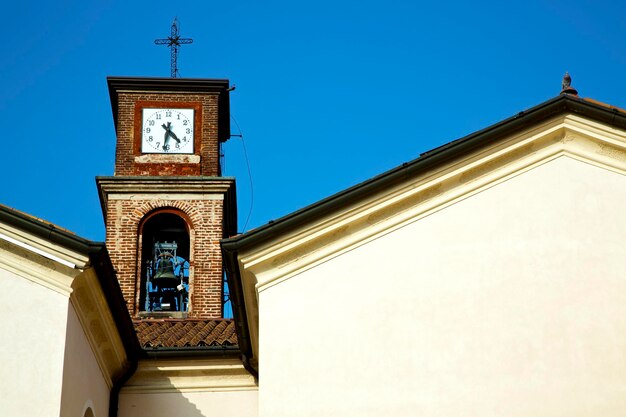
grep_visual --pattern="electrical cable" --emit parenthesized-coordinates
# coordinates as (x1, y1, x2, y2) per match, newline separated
(230, 114, 254, 233)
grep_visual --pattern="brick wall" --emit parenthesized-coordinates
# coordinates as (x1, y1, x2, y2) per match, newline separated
(105, 197, 225, 318)
(114, 92, 221, 176)
(103, 80, 231, 319)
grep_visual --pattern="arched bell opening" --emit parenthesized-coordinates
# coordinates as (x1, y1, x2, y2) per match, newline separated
(139, 211, 191, 315)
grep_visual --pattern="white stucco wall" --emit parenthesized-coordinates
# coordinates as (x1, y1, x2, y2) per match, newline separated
(0, 268, 69, 417)
(119, 389, 258, 417)
(259, 156, 626, 416)
(60, 305, 111, 417)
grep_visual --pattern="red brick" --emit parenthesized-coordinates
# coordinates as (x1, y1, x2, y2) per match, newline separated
(103, 84, 230, 319)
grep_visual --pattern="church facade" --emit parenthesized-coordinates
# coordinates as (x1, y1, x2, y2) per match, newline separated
(3, 75, 626, 417)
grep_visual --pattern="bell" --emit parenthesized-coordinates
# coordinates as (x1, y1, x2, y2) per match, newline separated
(153, 260, 179, 288)
(154, 263, 176, 280)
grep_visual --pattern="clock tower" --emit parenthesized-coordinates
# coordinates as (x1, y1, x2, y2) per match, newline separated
(97, 77, 236, 319)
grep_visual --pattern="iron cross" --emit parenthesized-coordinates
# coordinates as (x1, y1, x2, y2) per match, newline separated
(154, 18, 193, 78)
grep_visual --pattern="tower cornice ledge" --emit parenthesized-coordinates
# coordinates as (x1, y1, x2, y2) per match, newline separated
(96, 176, 236, 220)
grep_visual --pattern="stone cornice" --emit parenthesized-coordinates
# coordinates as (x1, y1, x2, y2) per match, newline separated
(97, 176, 234, 194)
(0, 238, 78, 296)
(96, 176, 235, 220)
(0, 219, 91, 271)
(121, 357, 257, 393)
(0, 222, 91, 295)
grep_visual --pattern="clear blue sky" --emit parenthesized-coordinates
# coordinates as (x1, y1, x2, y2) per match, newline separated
(3, 0, 626, 241)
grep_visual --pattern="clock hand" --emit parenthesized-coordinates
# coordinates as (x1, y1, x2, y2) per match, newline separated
(161, 122, 181, 143)
(168, 130, 180, 142)
(158, 123, 170, 150)
(159, 122, 171, 149)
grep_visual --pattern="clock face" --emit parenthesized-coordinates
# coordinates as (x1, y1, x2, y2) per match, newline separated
(141, 108, 194, 153)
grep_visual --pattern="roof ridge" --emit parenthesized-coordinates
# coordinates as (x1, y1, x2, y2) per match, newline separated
(133, 318, 234, 323)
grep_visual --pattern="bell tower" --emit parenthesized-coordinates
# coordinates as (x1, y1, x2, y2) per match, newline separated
(97, 77, 236, 319)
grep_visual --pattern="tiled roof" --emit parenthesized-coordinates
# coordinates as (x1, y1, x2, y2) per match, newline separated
(582, 97, 626, 114)
(133, 319, 238, 348)
(0, 203, 78, 235)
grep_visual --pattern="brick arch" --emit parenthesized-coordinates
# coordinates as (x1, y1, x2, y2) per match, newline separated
(138, 207, 194, 238)
(130, 200, 202, 231)
(106, 196, 224, 319)
(133, 201, 199, 316)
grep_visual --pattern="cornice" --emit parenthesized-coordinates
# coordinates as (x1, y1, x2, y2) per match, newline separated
(230, 114, 626, 369)
(70, 267, 130, 389)
(107, 76, 230, 94)
(241, 115, 626, 289)
(0, 221, 92, 295)
(0, 239, 78, 296)
(96, 176, 235, 219)
(97, 176, 235, 193)
(0, 207, 97, 270)
(121, 357, 257, 393)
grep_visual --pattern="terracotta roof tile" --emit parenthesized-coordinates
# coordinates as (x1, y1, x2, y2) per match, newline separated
(133, 319, 238, 348)
(582, 97, 626, 114)
(0, 203, 78, 235)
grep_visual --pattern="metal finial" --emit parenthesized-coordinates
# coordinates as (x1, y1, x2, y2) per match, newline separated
(154, 18, 193, 78)
(560, 72, 578, 96)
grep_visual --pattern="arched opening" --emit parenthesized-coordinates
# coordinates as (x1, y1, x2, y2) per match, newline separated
(139, 211, 190, 314)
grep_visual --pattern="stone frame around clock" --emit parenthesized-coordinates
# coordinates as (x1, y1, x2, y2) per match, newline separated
(133, 100, 203, 156)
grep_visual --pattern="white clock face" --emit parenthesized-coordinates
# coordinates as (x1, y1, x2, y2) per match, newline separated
(141, 108, 195, 153)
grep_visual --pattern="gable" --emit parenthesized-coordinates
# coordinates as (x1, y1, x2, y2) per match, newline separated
(248, 114, 626, 289)
(256, 144, 626, 417)
(223, 97, 626, 372)
(267, 154, 626, 300)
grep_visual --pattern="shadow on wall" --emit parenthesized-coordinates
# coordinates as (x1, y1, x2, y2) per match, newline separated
(117, 369, 257, 417)
(56, 301, 213, 417)
(118, 389, 207, 417)
(117, 357, 206, 417)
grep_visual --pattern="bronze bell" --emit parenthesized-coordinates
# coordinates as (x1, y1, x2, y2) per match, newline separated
(153, 256, 178, 287)
(154, 262, 176, 279)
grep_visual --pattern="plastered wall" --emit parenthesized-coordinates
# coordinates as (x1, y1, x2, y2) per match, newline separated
(259, 156, 626, 417)
(59, 305, 110, 417)
(0, 268, 68, 417)
(119, 389, 258, 417)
